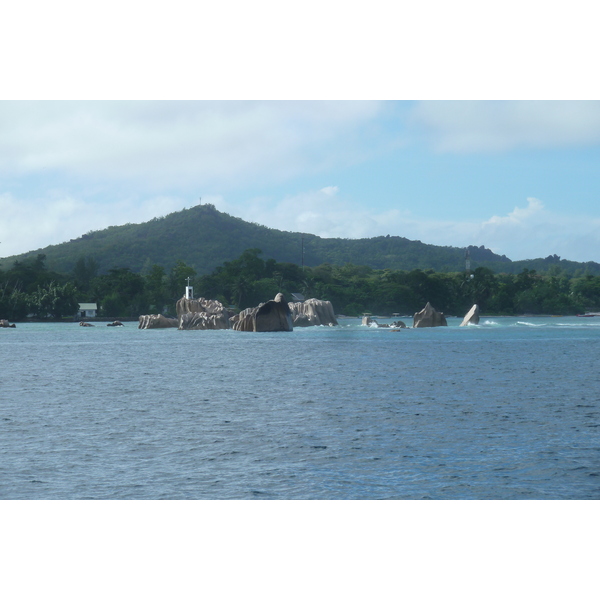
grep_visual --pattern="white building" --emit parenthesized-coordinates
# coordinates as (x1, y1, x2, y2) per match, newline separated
(78, 303, 98, 318)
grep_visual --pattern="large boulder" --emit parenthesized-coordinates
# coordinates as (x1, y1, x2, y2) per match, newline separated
(460, 304, 480, 327)
(231, 293, 293, 332)
(413, 302, 448, 328)
(0, 319, 16, 328)
(288, 298, 338, 327)
(138, 314, 179, 329)
(176, 297, 229, 319)
(179, 310, 230, 330)
(176, 297, 232, 330)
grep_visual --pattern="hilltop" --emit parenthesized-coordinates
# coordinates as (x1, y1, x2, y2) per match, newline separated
(2, 203, 599, 276)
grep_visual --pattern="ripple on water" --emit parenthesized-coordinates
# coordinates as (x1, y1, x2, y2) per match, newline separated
(1, 321, 600, 499)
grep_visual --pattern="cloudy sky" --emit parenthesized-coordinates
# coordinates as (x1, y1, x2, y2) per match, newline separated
(1, 100, 600, 263)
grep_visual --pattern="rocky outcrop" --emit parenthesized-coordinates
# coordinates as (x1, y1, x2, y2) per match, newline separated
(176, 297, 231, 330)
(0, 319, 16, 328)
(139, 297, 232, 330)
(288, 298, 338, 327)
(362, 316, 375, 326)
(179, 311, 230, 330)
(231, 293, 293, 332)
(413, 302, 447, 328)
(107, 321, 124, 327)
(138, 314, 179, 329)
(460, 304, 480, 327)
(79, 321, 94, 327)
(176, 297, 229, 319)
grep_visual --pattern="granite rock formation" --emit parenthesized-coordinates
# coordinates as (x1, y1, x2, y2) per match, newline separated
(138, 314, 179, 329)
(413, 302, 448, 328)
(460, 304, 480, 327)
(0, 319, 16, 328)
(179, 311, 231, 330)
(176, 297, 231, 330)
(231, 293, 293, 332)
(176, 297, 228, 319)
(139, 297, 232, 330)
(288, 298, 338, 327)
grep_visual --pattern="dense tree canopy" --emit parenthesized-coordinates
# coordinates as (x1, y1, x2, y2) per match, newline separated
(2, 250, 600, 321)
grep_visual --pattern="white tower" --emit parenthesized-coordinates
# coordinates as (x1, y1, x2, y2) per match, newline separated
(185, 277, 194, 300)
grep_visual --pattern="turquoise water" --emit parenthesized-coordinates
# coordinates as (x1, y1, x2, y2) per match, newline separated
(1, 316, 599, 499)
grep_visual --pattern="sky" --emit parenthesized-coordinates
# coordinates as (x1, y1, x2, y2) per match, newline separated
(1, 100, 600, 263)
(1, 2, 599, 266)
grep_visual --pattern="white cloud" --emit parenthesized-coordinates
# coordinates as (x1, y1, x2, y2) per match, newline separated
(321, 186, 339, 197)
(483, 197, 544, 228)
(0, 101, 383, 191)
(410, 101, 600, 153)
(218, 187, 392, 239)
(475, 198, 600, 262)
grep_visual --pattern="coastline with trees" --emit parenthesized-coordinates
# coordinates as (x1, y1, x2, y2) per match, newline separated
(2, 249, 600, 323)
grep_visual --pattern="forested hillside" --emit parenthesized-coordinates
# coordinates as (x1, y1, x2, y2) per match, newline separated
(0, 204, 502, 275)
(3, 249, 600, 321)
(2, 203, 600, 277)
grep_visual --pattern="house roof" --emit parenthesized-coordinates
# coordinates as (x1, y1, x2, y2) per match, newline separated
(78, 303, 98, 310)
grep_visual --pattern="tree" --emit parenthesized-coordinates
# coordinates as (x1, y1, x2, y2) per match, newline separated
(145, 264, 169, 312)
(231, 276, 252, 308)
(29, 282, 79, 319)
(92, 268, 148, 317)
(0, 283, 30, 321)
(72, 256, 98, 295)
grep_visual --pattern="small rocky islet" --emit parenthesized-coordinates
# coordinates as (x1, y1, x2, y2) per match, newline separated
(138, 294, 338, 331)
(137, 293, 479, 332)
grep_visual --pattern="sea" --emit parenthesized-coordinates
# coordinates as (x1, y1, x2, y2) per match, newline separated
(1, 315, 599, 500)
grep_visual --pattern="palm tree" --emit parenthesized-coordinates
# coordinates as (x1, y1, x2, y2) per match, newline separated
(231, 276, 251, 309)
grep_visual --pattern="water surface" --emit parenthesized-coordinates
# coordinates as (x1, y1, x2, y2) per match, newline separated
(1, 316, 599, 499)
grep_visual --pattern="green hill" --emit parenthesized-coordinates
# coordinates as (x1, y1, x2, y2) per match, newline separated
(2, 203, 599, 276)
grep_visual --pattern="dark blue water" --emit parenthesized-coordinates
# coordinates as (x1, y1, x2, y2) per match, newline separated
(1, 317, 599, 499)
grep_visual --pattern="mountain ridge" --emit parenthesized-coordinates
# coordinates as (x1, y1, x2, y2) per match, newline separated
(2, 203, 599, 276)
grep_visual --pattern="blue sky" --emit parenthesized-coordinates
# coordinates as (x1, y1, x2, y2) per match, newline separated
(2, 100, 600, 263)
(1, 100, 600, 263)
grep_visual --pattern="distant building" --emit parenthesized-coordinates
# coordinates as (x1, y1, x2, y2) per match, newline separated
(78, 303, 97, 318)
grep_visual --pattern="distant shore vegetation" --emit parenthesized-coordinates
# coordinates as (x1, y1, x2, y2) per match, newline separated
(2, 249, 600, 322)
